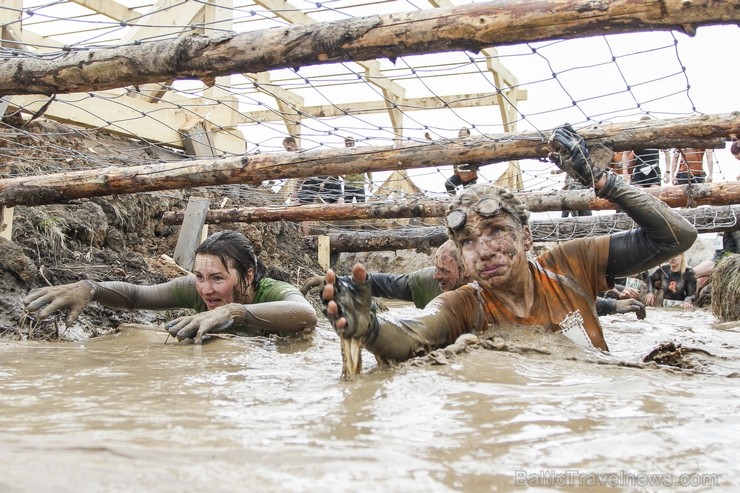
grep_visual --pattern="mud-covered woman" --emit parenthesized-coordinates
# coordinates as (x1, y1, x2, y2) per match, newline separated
(23, 230, 317, 343)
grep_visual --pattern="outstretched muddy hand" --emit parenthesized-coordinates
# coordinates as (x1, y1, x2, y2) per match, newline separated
(615, 298, 647, 320)
(321, 264, 379, 379)
(321, 264, 377, 340)
(548, 123, 603, 188)
(165, 303, 243, 344)
(22, 280, 95, 327)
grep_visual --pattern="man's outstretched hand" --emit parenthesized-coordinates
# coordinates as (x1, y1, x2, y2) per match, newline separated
(321, 263, 377, 341)
(548, 124, 604, 188)
(615, 298, 647, 320)
(321, 264, 378, 379)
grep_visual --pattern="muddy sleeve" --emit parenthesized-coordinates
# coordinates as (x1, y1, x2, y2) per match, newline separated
(239, 292, 318, 333)
(90, 276, 196, 310)
(595, 296, 617, 316)
(597, 174, 697, 279)
(367, 273, 414, 302)
(363, 288, 483, 362)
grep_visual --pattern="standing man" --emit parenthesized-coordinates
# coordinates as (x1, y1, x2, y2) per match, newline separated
(622, 147, 666, 187)
(669, 148, 714, 184)
(621, 117, 665, 188)
(445, 128, 479, 195)
(342, 136, 373, 203)
(292, 136, 341, 205)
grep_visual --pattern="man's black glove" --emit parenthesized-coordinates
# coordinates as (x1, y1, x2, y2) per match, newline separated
(548, 124, 604, 188)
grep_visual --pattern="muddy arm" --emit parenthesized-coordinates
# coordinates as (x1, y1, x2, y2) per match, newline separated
(89, 276, 195, 310)
(363, 290, 483, 362)
(238, 292, 318, 333)
(598, 175, 697, 279)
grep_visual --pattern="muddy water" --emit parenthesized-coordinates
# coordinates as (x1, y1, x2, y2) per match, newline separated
(1, 308, 738, 492)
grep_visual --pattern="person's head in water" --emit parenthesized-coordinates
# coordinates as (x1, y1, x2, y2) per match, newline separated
(344, 136, 356, 148)
(433, 239, 465, 292)
(193, 230, 266, 310)
(446, 184, 532, 290)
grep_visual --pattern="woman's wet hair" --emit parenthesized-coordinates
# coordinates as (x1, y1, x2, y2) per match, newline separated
(195, 230, 266, 292)
(446, 184, 530, 239)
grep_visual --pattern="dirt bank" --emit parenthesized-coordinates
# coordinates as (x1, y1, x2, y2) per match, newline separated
(0, 121, 327, 340)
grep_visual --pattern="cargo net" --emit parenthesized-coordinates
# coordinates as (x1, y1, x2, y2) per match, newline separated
(0, 1, 737, 240)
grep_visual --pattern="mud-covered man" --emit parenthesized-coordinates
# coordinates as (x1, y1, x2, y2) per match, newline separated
(321, 125, 697, 373)
(311, 239, 644, 317)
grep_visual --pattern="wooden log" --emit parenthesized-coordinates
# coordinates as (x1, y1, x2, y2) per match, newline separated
(305, 205, 740, 251)
(0, 0, 736, 96)
(1, 113, 738, 207)
(163, 182, 740, 224)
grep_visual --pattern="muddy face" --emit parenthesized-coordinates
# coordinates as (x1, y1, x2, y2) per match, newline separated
(193, 254, 252, 310)
(433, 251, 461, 292)
(456, 212, 532, 291)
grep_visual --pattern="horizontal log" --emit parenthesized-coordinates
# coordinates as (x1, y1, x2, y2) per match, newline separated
(163, 182, 740, 224)
(1, 113, 738, 207)
(0, 0, 737, 96)
(305, 205, 740, 252)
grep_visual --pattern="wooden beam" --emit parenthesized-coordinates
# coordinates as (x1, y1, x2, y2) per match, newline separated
(69, 0, 137, 23)
(163, 182, 740, 224)
(120, 0, 205, 44)
(239, 89, 528, 123)
(172, 197, 210, 270)
(304, 205, 740, 251)
(6, 91, 246, 154)
(1, 0, 736, 96)
(0, 113, 737, 207)
(182, 122, 217, 157)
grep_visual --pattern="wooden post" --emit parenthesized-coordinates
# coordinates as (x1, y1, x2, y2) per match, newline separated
(173, 197, 210, 271)
(0, 205, 13, 240)
(181, 122, 217, 158)
(318, 235, 331, 270)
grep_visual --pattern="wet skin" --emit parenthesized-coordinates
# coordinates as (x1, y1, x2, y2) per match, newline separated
(433, 251, 461, 292)
(456, 211, 533, 293)
(193, 254, 253, 310)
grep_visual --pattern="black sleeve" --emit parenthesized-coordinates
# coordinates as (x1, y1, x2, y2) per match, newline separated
(367, 273, 414, 302)
(684, 268, 697, 301)
(595, 296, 616, 316)
(596, 174, 697, 280)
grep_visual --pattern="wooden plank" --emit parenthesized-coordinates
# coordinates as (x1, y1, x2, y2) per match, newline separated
(182, 122, 216, 158)
(121, 0, 205, 44)
(69, 0, 136, 22)
(172, 197, 210, 271)
(7, 92, 246, 154)
(0, 206, 13, 240)
(317, 235, 331, 270)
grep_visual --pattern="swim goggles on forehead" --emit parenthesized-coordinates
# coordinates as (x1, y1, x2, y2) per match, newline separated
(446, 197, 518, 232)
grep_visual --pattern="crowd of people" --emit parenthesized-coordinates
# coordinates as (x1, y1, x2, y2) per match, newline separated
(283, 136, 373, 205)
